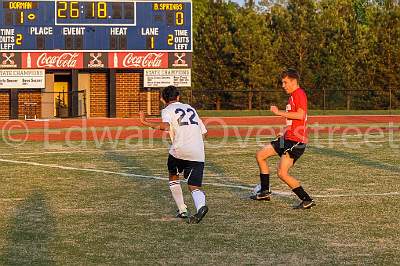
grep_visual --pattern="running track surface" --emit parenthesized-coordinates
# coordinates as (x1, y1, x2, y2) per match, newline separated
(1, 115, 399, 142)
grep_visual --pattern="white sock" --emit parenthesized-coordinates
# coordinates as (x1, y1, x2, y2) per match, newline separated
(169, 181, 187, 213)
(191, 189, 206, 212)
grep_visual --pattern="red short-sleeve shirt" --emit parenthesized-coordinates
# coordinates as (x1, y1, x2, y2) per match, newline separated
(284, 88, 308, 143)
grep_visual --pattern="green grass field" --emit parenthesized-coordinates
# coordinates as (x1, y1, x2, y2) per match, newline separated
(0, 132, 399, 264)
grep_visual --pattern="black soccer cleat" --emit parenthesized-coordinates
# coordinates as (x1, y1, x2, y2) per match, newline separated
(187, 206, 208, 224)
(293, 200, 316, 209)
(176, 210, 189, 219)
(250, 190, 272, 201)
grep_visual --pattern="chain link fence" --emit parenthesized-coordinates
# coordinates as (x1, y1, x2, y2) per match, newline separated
(178, 89, 400, 111)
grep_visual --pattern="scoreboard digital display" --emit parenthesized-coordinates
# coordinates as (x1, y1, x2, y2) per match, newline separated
(0, 0, 192, 51)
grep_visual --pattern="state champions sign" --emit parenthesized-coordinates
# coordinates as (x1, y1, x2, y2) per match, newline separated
(0, 69, 45, 89)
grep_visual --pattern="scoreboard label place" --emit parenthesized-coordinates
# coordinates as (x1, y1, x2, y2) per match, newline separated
(30, 27, 53, 35)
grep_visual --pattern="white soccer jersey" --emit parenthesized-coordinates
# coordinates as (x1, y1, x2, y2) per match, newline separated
(161, 102, 207, 162)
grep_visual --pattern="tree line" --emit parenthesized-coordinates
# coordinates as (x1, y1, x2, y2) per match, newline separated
(190, 0, 400, 110)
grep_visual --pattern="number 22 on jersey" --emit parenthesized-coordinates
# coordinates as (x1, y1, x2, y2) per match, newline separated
(175, 108, 199, 126)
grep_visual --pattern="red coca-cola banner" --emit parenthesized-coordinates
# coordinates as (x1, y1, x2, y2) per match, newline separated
(108, 52, 168, 69)
(22, 52, 84, 69)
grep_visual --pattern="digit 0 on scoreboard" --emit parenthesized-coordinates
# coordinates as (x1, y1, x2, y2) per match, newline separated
(154, 3, 186, 27)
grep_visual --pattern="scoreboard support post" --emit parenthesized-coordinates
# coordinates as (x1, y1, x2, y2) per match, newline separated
(147, 88, 152, 115)
(108, 69, 116, 118)
(10, 89, 19, 119)
(70, 69, 79, 117)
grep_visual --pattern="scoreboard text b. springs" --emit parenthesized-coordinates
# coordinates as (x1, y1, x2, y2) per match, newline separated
(0, 0, 192, 51)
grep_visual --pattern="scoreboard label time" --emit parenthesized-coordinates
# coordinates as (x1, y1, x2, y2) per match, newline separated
(0, 0, 192, 51)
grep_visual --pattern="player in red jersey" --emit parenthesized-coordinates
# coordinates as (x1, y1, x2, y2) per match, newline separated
(251, 68, 315, 209)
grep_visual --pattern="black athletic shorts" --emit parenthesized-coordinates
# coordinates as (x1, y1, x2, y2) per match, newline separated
(271, 137, 306, 164)
(167, 154, 204, 187)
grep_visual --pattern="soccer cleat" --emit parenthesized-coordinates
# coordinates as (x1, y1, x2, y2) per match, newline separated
(187, 206, 208, 224)
(176, 210, 189, 219)
(293, 200, 316, 209)
(250, 190, 272, 201)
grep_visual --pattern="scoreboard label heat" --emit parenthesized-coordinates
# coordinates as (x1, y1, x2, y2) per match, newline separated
(0, 0, 192, 51)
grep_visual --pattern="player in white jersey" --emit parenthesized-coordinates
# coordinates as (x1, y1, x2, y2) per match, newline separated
(139, 86, 208, 224)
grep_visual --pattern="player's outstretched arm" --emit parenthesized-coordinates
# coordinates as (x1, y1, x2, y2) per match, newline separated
(270, 106, 305, 120)
(139, 111, 170, 131)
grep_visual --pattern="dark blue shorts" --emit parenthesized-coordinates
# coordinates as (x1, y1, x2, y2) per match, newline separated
(167, 154, 204, 187)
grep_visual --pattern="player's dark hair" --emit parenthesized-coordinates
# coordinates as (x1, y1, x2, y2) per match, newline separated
(281, 68, 300, 81)
(161, 85, 180, 103)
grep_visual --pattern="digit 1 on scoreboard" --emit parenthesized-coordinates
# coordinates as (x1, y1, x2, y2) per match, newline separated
(19, 11, 24, 24)
(147, 36, 155, 49)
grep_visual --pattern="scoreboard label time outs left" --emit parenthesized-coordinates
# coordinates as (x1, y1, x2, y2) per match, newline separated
(0, 0, 192, 70)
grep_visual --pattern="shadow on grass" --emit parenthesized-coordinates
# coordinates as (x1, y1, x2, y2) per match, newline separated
(309, 146, 400, 173)
(103, 150, 155, 176)
(1, 190, 55, 265)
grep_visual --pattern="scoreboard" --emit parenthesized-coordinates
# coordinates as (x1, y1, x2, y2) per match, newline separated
(0, 0, 192, 51)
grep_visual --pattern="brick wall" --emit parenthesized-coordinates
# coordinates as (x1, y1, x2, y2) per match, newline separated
(116, 73, 160, 118)
(150, 90, 160, 115)
(18, 90, 41, 119)
(116, 73, 140, 118)
(90, 72, 160, 118)
(0, 91, 10, 120)
(90, 73, 108, 117)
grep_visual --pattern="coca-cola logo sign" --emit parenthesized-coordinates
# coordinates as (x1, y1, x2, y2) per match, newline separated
(123, 53, 163, 68)
(109, 52, 168, 69)
(37, 53, 79, 68)
(23, 52, 84, 69)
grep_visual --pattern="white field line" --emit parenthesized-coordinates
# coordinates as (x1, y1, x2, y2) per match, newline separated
(0, 158, 167, 181)
(0, 158, 398, 199)
(0, 147, 168, 156)
(1, 138, 398, 156)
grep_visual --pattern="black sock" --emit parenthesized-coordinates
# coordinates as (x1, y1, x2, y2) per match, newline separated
(260, 173, 269, 191)
(292, 186, 312, 201)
